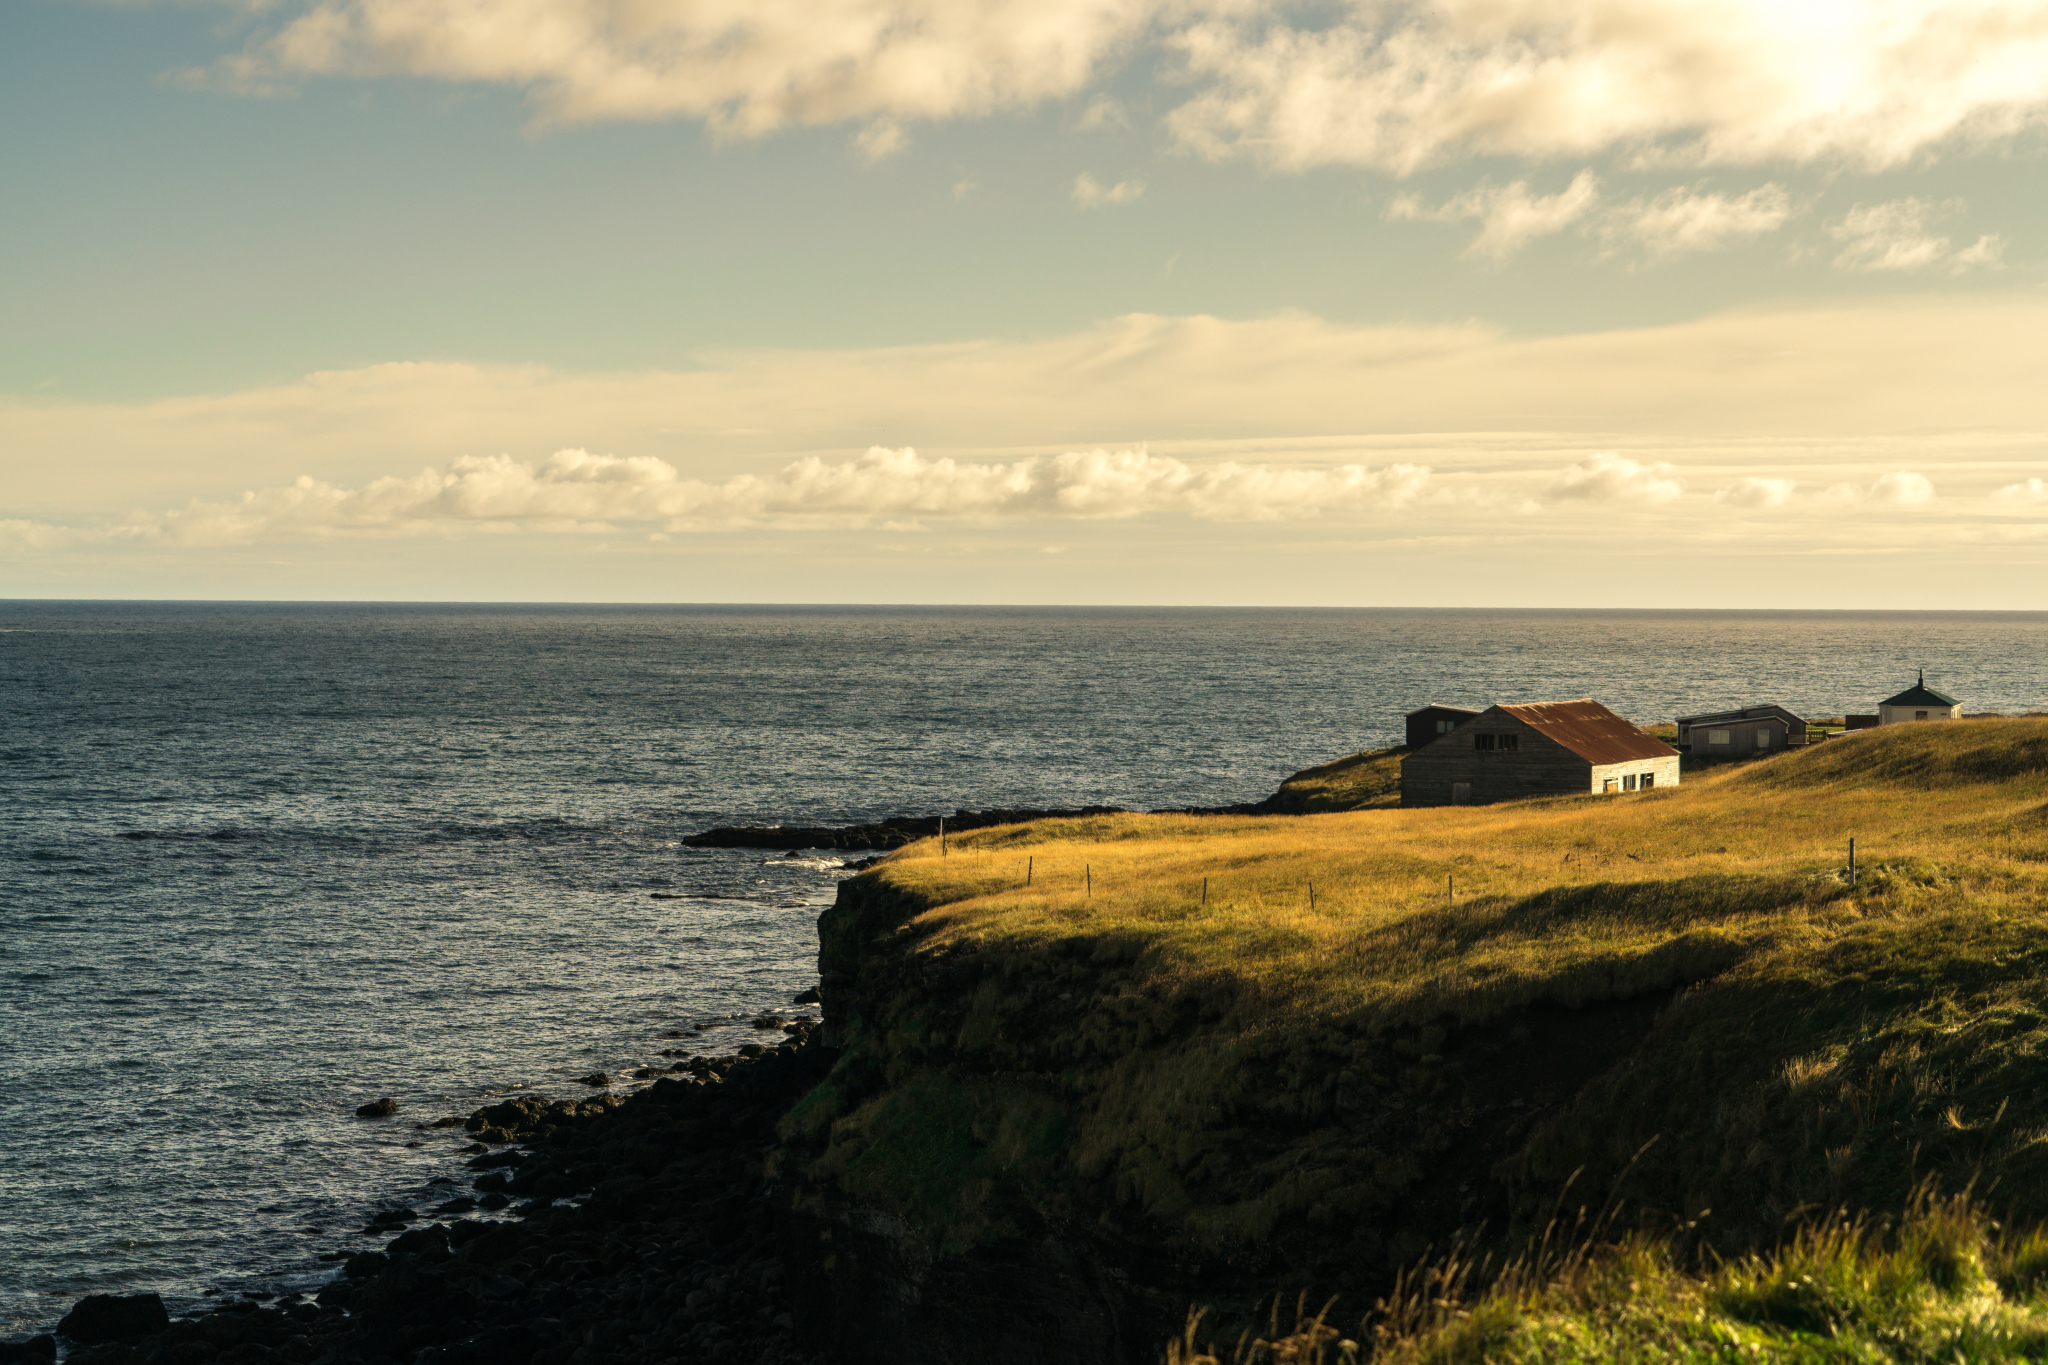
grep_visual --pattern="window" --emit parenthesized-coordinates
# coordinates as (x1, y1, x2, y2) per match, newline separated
(1499, 733, 1519, 752)
(1641, 773, 1656, 789)
(1451, 782, 1471, 804)
(1475, 733, 1495, 751)
(1756, 728, 1771, 748)
(1708, 729, 1731, 745)
(1603, 778, 1618, 793)
(1623, 774, 1637, 791)
(1915, 710, 1929, 720)
(1436, 719, 1458, 734)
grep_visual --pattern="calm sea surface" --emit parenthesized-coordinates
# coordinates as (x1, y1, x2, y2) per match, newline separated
(4, 602, 2045, 1335)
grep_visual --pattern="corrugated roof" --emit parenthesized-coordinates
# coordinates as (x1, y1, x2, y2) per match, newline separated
(1496, 699, 1678, 766)
(1879, 671, 1959, 708)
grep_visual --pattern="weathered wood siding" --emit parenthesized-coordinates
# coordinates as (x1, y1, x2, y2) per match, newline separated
(1400, 711, 1590, 806)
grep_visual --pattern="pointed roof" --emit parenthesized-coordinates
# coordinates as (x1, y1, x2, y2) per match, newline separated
(1880, 669, 1959, 708)
(1496, 699, 1679, 765)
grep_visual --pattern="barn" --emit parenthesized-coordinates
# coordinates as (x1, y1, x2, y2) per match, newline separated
(1400, 699, 1680, 807)
(1676, 704, 1810, 755)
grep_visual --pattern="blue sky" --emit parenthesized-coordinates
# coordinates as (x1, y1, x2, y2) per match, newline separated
(5, 0, 2048, 604)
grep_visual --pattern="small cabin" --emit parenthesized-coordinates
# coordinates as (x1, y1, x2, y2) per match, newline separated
(1878, 671, 1962, 725)
(1676, 704, 1809, 755)
(1401, 699, 1680, 807)
(1405, 704, 1482, 750)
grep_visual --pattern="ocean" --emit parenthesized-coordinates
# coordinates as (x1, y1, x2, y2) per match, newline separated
(4, 602, 2045, 1336)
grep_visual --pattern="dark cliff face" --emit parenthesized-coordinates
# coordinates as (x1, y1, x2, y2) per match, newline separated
(777, 874, 1687, 1364)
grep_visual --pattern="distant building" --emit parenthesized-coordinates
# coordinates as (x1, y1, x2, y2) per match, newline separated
(1400, 699, 1680, 807)
(1405, 704, 1482, 750)
(1676, 704, 1810, 755)
(1878, 671, 1962, 725)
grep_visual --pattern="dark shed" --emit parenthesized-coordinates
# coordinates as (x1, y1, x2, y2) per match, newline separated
(1405, 704, 1482, 750)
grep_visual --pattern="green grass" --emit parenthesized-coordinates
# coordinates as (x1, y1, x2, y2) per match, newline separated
(1171, 1192, 2048, 1363)
(788, 719, 2048, 1344)
(1257, 745, 1408, 813)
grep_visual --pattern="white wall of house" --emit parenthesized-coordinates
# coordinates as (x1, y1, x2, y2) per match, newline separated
(1588, 754, 1681, 794)
(1879, 703, 1962, 725)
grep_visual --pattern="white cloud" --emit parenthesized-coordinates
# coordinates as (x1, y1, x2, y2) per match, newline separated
(1823, 470, 1938, 504)
(1387, 171, 1600, 260)
(86, 446, 1436, 546)
(1072, 171, 1145, 206)
(1828, 198, 2005, 272)
(1170, 1, 2048, 174)
(193, 0, 1159, 135)
(1714, 476, 1797, 508)
(1993, 477, 2048, 503)
(1073, 93, 1131, 131)
(1545, 452, 1685, 504)
(182, 2, 2048, 176)
(1603, 184, 1792, 259)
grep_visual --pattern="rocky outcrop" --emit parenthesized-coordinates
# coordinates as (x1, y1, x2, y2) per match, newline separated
(682, 807, 1128, 852)
(56, 1295, 169, 1344)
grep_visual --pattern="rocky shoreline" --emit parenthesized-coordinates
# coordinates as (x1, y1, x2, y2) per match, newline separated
(4, 1023, 839, 1365)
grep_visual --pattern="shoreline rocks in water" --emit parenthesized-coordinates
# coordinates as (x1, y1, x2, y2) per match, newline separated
(19, 1029, 837, 1365)
(680, 805, 1128, 851)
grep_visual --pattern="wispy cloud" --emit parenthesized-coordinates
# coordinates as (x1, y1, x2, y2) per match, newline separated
(1714, 477, 1799, 508)
(1387, 171, 1600, 260)
(1829, 199, 2005, 272)
(1602, 184, 1793, 260)
(1072, 171, 1145, 207)
(1822, 470, 1938, 505)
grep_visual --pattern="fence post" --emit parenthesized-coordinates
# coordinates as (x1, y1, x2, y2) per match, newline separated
(1849, 836, 1856, 888)
(1027, 855, 1033, 886)
(940, 817, 946, 858)
(1087, 864, 1092, 898)
(1202, 876, 1207, 906)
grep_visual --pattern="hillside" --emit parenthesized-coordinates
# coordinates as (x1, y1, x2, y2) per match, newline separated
(781, 720, 2048, 1360)
(1251, 744, 1407, 813)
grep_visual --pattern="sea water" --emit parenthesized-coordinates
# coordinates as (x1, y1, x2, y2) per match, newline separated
(4, 602, 2045, 1334)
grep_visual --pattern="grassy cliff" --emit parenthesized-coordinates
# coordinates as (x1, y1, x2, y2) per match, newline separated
(784, 721, 2048, 1354)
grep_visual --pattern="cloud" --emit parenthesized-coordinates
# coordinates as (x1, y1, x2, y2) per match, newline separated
(1994, 477, 2048, 504)
(1545, 452, 1684, 504)
(1714, 476, 1798, 508)
(182, 2, 2048, 176)
(1169, 1, 2048, 173)
(1072, 171, 1145, 206)
(1073, 94, 1131, 131)
(88, 446, 1437, 546)
(191, 0, 1158, 135)
(1603, 184, 1792, 259)
(1822, 470, 1938, 504)
(1829, 199, 2005, 272)
(1387, 171, 1599, 259)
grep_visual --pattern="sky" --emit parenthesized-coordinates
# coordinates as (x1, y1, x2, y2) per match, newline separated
(3, 0, 2048, 606)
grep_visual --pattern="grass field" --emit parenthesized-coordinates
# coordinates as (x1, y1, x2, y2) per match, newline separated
(789, 719, 2048, 1353)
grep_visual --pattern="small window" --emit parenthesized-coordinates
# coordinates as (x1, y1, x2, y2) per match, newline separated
(1708, 729, 1731, 745)
(1436, 719, 1457, 734)
(1498, 733, 1519, 752)
(1475, 733, 1495, 751)
(1451, 782, 1471, 804)
(1641, 772, 1656, 789)
(1915, 710, 1929, 720)
(1623, 774, 1638, 791)
(1602, 778, 1618, 793)
(1755, 728, 1771, 748)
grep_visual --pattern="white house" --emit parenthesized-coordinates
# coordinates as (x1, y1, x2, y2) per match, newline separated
(1878, 671, 1963, 725)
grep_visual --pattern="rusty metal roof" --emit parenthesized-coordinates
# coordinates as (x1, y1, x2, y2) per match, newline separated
(1496, 699, 1678, 766)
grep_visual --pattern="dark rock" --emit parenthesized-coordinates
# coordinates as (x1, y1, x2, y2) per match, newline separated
(385, 1225, 451, 1260)
(737, 1044, 766, 1058)
(368, 1208, 415, 1227)
(424, 1116, 466, 1129)
(467, 1149, 524, 1171)
(432, 1196, 477, 1215)
(354, 1097, 401, 1118)
(793, 987, 822, 1004)
(343, 1251, 389, 1279)
(474, 1172, 513, 1194)
(573, 1072, 611, 1087)
(752, 1014, 786, 1029)
(56, 1294, 169, 1343)
(0, 1336, 56, 1365)
(477, 1192, 512, 1210)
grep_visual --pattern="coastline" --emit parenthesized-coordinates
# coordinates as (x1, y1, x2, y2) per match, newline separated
(12, 1028, 838, 1365)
